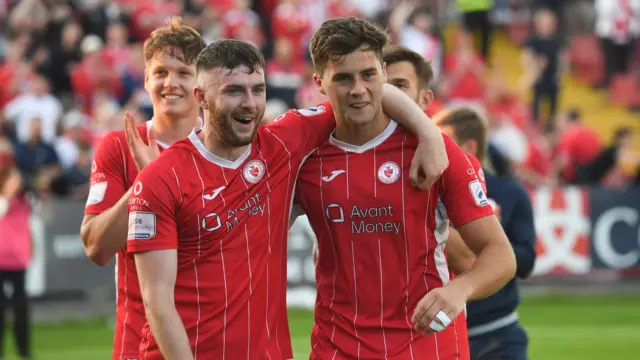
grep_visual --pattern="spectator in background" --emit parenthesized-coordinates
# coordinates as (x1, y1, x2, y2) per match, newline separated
(456, 0, 494, 61)
(54, 110, 90, 172)
(45, 21, 83, 97)
(439, 30, 486, 106)
(0, 137, 33, 360)
(397, 5, 443, 83)
(223, 0, 265, 49)
(266, 37, 305, 107)
(3, 72, 62, 144)
(272, 0, 312, 64)
(595, 0, 640, 87)
(521, 8, 567, 127)
(554, 109, 604, 184)
(12, 117, 61, 197)
(0, 36, 32, 108)
(574, 127, 636, 186)
(519, 124, 557, 188)
(71, 34, 122, 112)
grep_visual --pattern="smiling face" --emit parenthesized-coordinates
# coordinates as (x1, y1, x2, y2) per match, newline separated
(195, 65, 266, 147)
(314, 45, 386, 127)
(144, 51, 199, 120)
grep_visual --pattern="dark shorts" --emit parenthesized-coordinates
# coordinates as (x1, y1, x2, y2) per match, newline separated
(469, 322, 529, 360)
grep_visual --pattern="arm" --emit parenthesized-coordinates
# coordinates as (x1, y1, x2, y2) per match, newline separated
(452, 215, 516, 301)
(381, 83, 448, 189)
(127, 161, 188, 359)
(412, 137, 515, 334)
(446, 227, 476, 275)
(80, 133, 130, 266)
(136, 249, 193, 360)
(381, 83, 443, 143)
(81, 189, 131, 265)
(506, 185, 537, 279)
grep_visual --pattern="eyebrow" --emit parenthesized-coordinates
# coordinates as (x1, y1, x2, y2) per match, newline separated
(332, 67, 378, 80)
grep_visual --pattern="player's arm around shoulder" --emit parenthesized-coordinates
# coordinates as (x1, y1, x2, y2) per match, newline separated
(127, 156, 193, 359)
(80, 132, 131, 266)
(381, 83, 448, 190)
(265, 101, 335, 156)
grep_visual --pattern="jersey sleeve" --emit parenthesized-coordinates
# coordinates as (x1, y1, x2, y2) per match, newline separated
(265, 100, 335, 156)
(84, 133, 128, 215)
(126, 160, 180, 254)
(440, 135, 494, 227)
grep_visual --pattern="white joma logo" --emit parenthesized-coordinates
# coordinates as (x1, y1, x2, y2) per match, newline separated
(204, 186, 226, 200)
(322, 170, 345, 182)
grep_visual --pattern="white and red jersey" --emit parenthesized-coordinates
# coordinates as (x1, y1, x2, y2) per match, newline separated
(294, 121, 494, 360)
(85, 121, 169, 360)
(126, 103, 335, 359)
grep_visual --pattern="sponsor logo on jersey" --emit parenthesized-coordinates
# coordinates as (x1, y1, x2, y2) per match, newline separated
(297, 105, 326, 117)
(204, 185, 226, 200)
(243, 160, 265, 184)
(127, 211, 156, 240)
(378, 161, 400, 184)
(469, 179, 489, 206)
(133, 181, 143, 195)
(321, 170, 345, 182)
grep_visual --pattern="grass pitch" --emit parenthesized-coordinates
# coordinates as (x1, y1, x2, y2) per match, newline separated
(2, 295, 639, 359)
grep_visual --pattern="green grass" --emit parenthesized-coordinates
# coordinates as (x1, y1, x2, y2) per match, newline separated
(2, 295, 639, 359)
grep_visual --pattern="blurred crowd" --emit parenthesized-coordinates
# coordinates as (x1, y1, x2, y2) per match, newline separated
(0, 0, 639, 203)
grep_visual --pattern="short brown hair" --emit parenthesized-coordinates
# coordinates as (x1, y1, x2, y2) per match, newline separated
(309, 17, 390, 76)
(383, 46, 434, 88)
(143, 17, 206, 65)
(435, 108, 488, 162)
(195, 39, 265, 74)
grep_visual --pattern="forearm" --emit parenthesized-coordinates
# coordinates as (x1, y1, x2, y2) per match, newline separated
(446, 229, 476, 275)
(449, 241, 516, 301)
(81, 189, 131, 265)
(146, 304, 193, 360)
(381, 83, 442, 141)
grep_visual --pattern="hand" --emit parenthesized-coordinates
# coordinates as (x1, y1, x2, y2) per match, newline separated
(124, 112, 160, 171)
(410, 135, 448, 190)
(411, 283, 468, 335)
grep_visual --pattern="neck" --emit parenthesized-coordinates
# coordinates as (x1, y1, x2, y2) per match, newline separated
(152, 110, 200, 146)
(198, 115, 251, 162)
(333, 110, 390, 146)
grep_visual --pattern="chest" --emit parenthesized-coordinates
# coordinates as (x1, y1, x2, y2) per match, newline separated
(175, 154, 300, 252)
(297, 146, 442, 231)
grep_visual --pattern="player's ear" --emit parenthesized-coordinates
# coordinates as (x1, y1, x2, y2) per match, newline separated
(420, 89, 434, 111)
(464, 139, 478, 157)
(381, 61, 387, 83)
(143, 68, 150, 93)
(193, 86, 208, 110)
(313, 73, 326, 95)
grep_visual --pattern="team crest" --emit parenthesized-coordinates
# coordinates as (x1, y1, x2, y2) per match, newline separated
(243, 160, 265, 184)
(91, 161, 97, 173)
(378, 161, 400, 184)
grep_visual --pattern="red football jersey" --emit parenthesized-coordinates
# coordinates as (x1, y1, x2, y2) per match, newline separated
(295, 121, 494, 360)
(85, 121, 169, 360)
(126, 103, 335, 360)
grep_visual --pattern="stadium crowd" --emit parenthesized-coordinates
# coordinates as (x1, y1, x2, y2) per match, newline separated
(0, 0, 637, 201)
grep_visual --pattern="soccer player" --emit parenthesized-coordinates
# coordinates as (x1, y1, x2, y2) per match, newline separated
(126, 39, 450, 360)
(433, 108, 536, 360)
(293, 17, 516, 359)
(80, 18, 206, 360)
